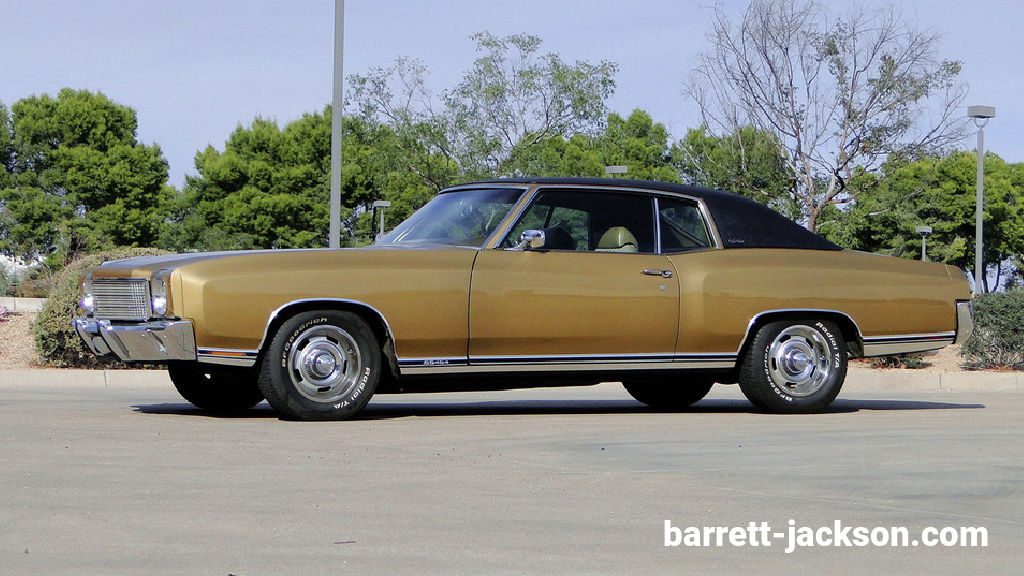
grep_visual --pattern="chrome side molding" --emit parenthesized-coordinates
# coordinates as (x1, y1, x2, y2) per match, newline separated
(398, 352, 738, 374)
(736, 308, 865, 355)
(197, 348, 260, 367)
(861, 332, 956, 357)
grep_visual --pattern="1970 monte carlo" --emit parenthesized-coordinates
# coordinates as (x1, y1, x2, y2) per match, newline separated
(74, 178, 973, 419)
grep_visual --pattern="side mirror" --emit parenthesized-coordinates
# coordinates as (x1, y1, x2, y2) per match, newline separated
(516, 229, 546, 251)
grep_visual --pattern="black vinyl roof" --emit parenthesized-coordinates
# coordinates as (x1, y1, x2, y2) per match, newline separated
(463, 177, 841, 251)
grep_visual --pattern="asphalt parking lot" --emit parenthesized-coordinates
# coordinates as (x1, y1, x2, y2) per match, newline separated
(1, 379, 1020, 575)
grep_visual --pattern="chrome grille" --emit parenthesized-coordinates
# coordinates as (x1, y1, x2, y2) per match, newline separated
(92, 278, 151, 321)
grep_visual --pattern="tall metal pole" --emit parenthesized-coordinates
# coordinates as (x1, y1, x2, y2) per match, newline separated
(328, 0, 345, 248)
(922, 235, 927, 261)
(974, 124, 984, 291)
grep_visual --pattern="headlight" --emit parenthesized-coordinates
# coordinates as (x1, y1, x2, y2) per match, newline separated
(79, 272, 94, 314)
(150, 271, 169, 316)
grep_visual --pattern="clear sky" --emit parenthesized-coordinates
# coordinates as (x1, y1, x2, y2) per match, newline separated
(1, 0, 1018, 187)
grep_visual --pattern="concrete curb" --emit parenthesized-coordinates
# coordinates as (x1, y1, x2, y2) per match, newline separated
(845, 370, 1023, 392)
(0, 368, 1020, 392)
(0, 369, 170, 388)
(0, 297, 45, 312)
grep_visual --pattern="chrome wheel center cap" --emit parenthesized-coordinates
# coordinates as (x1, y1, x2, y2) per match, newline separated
(787, 351, 810, 373)
(307, 351, 337, 378)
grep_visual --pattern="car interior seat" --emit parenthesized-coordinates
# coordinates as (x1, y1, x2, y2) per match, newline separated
(595, 226, 638, 253)
(541, 225, 578, 250)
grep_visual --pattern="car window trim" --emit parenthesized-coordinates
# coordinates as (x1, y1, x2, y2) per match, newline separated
(485, 184, 722, 252)
(653, 197, 663, 254)
(656, 195, 716, 254)
(500, 186, 660, 254)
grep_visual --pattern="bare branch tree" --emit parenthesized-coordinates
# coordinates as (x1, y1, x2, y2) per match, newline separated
(349, 32, 618, 183)
(445, 32, 618, 176)
(348, 57, 461, 191)
(686, 0, 967, 231)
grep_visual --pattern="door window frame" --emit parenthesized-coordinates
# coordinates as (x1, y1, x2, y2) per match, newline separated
(488, 184, 722, 253)
(499, 187, 659, 253)
(654, 195, 716, 254)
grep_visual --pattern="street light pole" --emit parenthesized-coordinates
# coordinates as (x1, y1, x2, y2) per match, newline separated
(329, 0, 345, 248)
(915, 225, 932, 261)
(975, 119, 984, 289)
(372, 200, 391, 240)
(967, 105, 995, 292)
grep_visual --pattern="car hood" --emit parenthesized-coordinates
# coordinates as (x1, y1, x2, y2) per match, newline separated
(90, 244, 478, 278)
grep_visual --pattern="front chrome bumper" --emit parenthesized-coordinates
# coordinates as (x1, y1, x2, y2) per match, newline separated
(953, 300, 974, 345)
(73, 317, 197, 362)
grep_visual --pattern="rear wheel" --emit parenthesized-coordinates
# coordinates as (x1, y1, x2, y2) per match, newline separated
(623, 378, 715, 410)
(167, 363, 264, 413)
(258, 310, 381, 421)
(738, 320, 847, 413)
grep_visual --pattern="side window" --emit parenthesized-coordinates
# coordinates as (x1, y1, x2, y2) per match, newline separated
(659, 198, 712, 253)
(505, 189, 654, 253)
(547, 206, 590, 250)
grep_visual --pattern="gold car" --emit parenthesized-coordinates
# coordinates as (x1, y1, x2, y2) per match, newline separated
(74, 178, 973, 419)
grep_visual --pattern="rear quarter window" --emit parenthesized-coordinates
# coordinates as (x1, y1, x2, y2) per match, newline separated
(659, 198, 712, 252)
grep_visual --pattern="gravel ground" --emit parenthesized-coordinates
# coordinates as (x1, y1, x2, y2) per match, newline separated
(0, 310, 967, 372)
(0, 311, 40, 368)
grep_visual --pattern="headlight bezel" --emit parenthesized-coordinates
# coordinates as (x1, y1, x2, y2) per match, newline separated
(79, 271, 95, 315)
(150, 269, 171, 317)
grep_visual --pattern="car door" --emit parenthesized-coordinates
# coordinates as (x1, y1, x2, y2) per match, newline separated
(468, 188, 680, 368)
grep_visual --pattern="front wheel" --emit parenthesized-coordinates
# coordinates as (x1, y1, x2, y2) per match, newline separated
(167, 363, 264, 413)
(738, 320, 847, 413)
(258, 310, 381, 421)
(623, 378, 715, 410)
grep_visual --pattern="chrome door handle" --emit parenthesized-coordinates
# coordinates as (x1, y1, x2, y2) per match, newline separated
(642, 268, 673, 278)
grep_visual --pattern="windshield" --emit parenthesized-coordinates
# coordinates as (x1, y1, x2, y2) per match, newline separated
(377, 188, 525, 247)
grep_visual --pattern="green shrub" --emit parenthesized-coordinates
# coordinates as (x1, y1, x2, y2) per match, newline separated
(33, 247, 170, 367)
(14, 271, 53, 298)
(960, 290, 1024, 370)
(0, 261, 13, 296)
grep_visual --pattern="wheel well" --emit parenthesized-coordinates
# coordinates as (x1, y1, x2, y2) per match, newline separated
(258, 300, 399, 377)
(738, 311, 864, 359)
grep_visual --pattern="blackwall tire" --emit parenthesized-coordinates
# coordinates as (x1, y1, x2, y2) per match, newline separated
(738, 320, 847, 413)
(167, 363, 264, 413)
(622, 378, 715, 410)
(258, 310, 381, 421)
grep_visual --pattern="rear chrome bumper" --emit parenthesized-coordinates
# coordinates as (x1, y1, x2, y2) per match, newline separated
(73, 317, 197, 362)
(953, 300, 974, 345)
